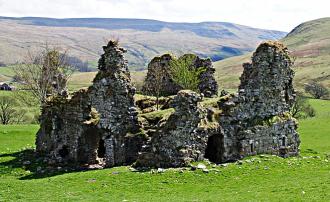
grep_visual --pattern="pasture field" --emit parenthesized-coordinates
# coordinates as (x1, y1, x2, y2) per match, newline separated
(0, 99, 329, 201)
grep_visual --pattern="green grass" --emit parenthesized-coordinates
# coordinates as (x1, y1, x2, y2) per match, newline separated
(0, 99, 329, 201)
(0, 66, 15, 82)
(140, 108, 175, 122)
(298, 99, 330, 155)
(0, 66, 15, 78)
(67, 71, 147, 92)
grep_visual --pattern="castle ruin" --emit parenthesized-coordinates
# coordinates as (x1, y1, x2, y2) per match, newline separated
(36, 40, 300, 168)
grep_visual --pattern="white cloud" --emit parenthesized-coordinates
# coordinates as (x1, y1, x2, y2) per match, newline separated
(0, 0, 329, 31)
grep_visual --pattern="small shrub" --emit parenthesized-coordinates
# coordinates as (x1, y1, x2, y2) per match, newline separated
(304, 105, 316, 118)
(291, 92, 316, 119)
(169, 54, 206, 92)
(0, 96, 27, 125)
(304, 82, 329, 99)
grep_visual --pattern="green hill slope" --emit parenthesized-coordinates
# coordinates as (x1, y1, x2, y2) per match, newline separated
(215, 18, 330, 90)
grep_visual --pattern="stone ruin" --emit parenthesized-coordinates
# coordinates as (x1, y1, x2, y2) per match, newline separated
(36, 40, 146, 167)
(135, 90, 220, 168)
(36, 40, 300, 169)
(142, 53, 218, 97)
(217, 41, 300, 163)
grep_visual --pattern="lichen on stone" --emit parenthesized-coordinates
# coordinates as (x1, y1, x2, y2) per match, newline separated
(83, 107, 100, 125)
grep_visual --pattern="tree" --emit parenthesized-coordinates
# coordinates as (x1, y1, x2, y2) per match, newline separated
(151, 69, 164, 110)
(13, 89, 40, 108)
(169, 54, 206, 92)
(141, 69, 164, 110)
(13, 45, 73, 105)
(291, 92, 315, 119)
(0, 96, 26, 125)
(304, 82, 329, 99)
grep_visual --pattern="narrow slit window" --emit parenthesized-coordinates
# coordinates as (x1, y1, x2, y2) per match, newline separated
(282, 137, 286, 147)
(250, 143, 254, 153)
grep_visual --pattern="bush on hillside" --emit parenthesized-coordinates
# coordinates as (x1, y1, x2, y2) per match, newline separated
(291, 92, 316, 119)
(304, 82, 329, 99)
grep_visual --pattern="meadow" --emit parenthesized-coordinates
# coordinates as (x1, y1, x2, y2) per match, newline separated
(0, 99, 329, 201)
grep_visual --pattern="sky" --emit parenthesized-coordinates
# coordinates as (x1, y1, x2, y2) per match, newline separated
(0, 0, 329, 31)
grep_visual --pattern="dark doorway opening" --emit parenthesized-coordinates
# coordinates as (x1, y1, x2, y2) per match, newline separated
(281, 137, 286, 147)
(250, 142, 254, 153)
(97, 139, 106, 158)
(59, 145, 69, 158)
(205, 134, 224, 163)
(78, 127, 104, 164)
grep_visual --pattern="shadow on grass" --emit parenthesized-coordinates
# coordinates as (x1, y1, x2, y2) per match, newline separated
(0, 150, 152, 180)
(0, 149, 85, 180)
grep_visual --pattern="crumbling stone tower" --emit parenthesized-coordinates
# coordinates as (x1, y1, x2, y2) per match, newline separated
(219, 41, 300, 162)
(36, 40, 145, 167)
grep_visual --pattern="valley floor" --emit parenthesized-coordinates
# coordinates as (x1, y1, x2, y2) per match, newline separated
(0, 99, 329, 201)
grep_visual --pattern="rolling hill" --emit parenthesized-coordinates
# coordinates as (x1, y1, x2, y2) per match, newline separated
(0, 17, 285, 70)
(2, 17, 329, 93)
(214, 17, 330, 90)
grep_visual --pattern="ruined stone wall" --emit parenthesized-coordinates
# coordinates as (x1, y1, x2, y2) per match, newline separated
(136, 90, 219, 168)
(36, 41, 146, 167)
(237, 42, 295, 119)
(36, 40, 300, 169)
(142, 54, 218, 97)
(36, 90, 93, 165)
(89, 41, 142, 167)
(141, 54, 181, 96)
(136, 41, 300, 168)
(218, 41, 300, 162)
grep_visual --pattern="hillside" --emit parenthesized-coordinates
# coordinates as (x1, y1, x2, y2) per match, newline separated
(214, 18, 330, 90)
(0, 17, 285, 70)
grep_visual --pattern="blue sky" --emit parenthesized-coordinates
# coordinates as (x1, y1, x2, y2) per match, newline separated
(0, 0, 329, 31)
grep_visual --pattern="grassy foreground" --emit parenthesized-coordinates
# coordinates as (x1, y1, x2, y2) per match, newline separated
(0, 100, 329, 201)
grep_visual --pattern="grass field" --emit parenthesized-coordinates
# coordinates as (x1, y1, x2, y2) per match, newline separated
(68, 70, 147, 91)
(0, 99, 329, 201)
(0, 66, 15, 82)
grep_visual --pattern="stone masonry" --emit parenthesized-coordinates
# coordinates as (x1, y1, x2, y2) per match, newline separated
(135, 90, 219, 168)
(142, 53, 218, 97)
(36, 40, 300, 169)
(136, 41, 300, 167)
(36, 40, 146, 167)
(218, 41, 300, 162)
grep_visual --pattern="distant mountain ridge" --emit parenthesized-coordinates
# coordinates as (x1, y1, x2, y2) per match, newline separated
(0, 16, 285, 38)
(0, 16, 286, 70)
